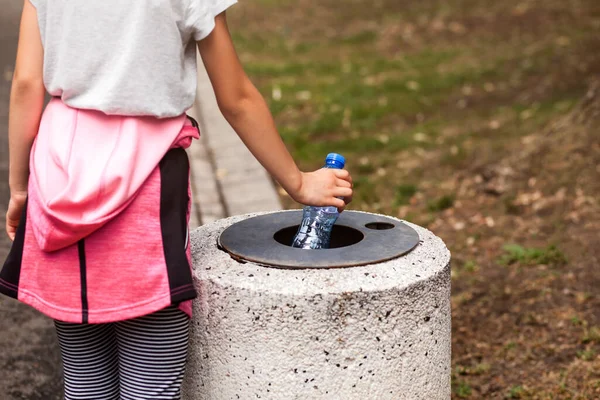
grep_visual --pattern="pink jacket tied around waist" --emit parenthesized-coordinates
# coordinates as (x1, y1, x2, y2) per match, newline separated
(29, 98, 200, 252)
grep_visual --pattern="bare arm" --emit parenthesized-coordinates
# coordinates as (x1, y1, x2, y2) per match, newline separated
(197, 13, 352, 209)
(6, 0, 45, 239)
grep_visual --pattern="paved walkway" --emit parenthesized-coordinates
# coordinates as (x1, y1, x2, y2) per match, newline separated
(187, 53, 282, 229)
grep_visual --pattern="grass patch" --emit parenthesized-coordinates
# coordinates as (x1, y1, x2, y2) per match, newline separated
(504, 341, 518, 351)
(340, 30, 378, 45)
(499, 244, 567, 267)
(582, 326, 600, 344)
(571, 316, 585, 326)
(427, 194, 455, 212)
(394, 184, 418, 206)
(232, 0, 600, 215)
(455, 363, 491, 376)
(453, 260, 480, 280)
(463, 260, 479, 273)
(505, 385, 527, 399)
(351, 176, 379, 204)
(452, 380, 473, 398)
(576, 349, 596, 361)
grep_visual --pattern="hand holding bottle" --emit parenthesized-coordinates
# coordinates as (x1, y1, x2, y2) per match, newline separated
(291, 168, 353, 212)
(291, 153, 351, 249)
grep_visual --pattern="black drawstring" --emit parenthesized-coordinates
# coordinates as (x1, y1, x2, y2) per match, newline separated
(186, 115, 199, 129)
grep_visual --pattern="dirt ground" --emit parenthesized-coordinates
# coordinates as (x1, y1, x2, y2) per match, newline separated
(440, 84, 600, 398)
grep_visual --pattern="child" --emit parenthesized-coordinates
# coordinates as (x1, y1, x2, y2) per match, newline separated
(1, 1, 353, 399)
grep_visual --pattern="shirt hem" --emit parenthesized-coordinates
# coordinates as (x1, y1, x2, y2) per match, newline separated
(192, 0, 238, 41)
(17, 287, 195, 323)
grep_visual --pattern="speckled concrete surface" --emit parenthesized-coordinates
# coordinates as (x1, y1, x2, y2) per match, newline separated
(183, 211, 451, 400)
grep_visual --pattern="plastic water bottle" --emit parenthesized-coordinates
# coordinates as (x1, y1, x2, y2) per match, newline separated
(291, 153, 346, 249)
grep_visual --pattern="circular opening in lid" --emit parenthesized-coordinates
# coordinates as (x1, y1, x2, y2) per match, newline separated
(274, 225, 364, 248)
(365, 222, 395, 230)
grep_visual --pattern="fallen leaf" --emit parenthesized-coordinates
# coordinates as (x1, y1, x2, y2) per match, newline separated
(448, 22, 467, 34)
(413, 132, 429, 142)
(272, 87, 282, 101)
(295, 90, 311, 101)
(377, 134, 389, 144)
(406, 81, 420, 91)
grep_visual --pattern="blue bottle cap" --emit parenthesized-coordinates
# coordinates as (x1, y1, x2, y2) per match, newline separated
(325, 153, 345, 169)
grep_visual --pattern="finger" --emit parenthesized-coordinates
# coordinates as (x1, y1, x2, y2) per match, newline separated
(336, 179, 352, 188)
(332, 169, 350, 180)
(6, 220, 20, 232)
(6, 225, 15, 241)
(331, 197, 346, 210)
(336, 198, 348, 213)
(334, 187, 353, 198)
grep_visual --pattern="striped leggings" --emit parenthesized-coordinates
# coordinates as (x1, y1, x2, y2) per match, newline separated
(54, 306, 190, 400)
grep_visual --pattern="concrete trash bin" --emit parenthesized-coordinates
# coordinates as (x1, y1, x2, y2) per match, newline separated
(182, 210, 451, 400)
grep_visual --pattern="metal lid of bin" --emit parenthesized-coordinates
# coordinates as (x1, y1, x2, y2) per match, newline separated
(217, 210, 420, 269)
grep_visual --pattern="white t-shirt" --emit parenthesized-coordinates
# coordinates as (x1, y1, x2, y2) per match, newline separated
(30, 0, 237, 118)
